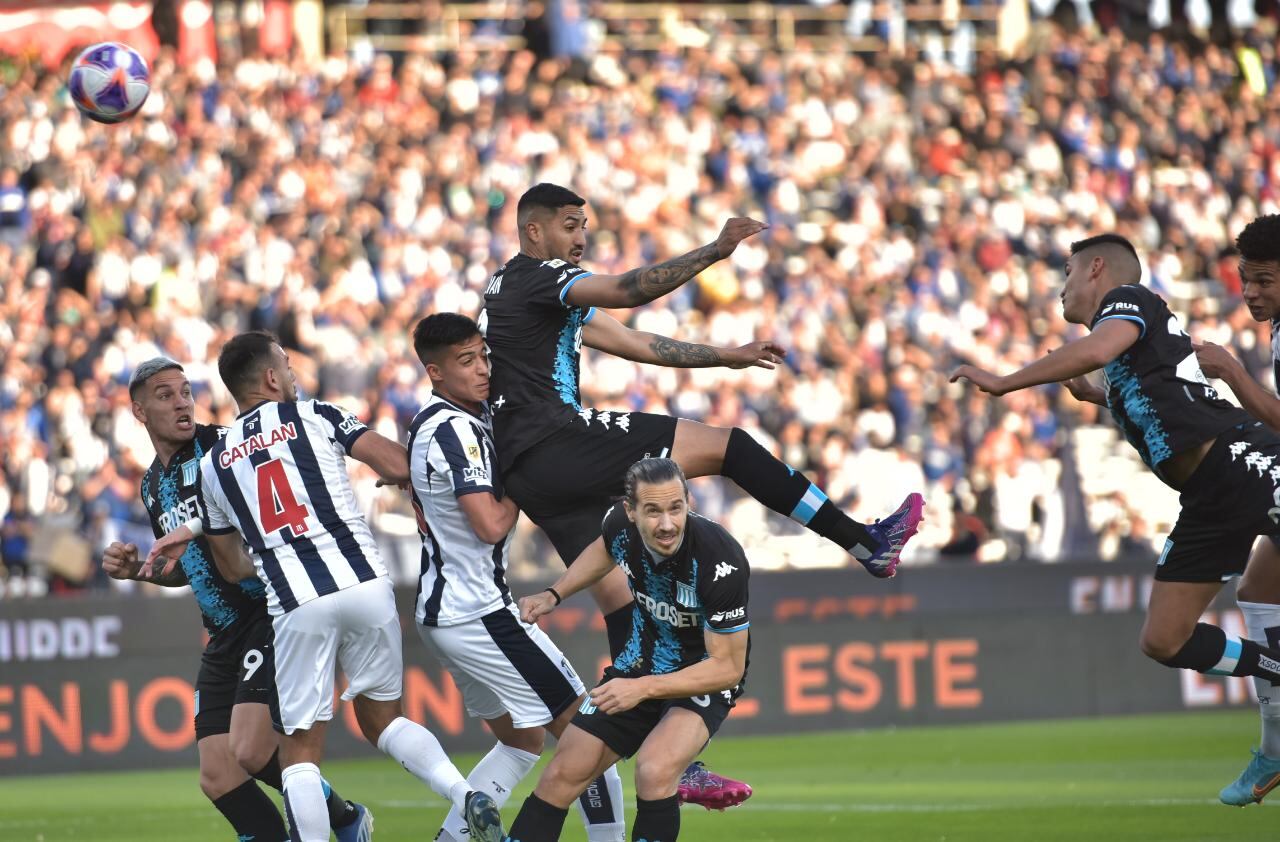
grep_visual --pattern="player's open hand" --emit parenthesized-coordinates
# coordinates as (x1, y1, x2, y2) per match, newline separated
(723, 341, 786, 370)
(519, 591, 558, 624)
(714, 217, 768, 259)
(1192, 341, 1239, 380)
(140, 525, 195, 580)
(949, 365, 1008, 396)
(102, 542, 141, 580)
(589, 677, 649, 715)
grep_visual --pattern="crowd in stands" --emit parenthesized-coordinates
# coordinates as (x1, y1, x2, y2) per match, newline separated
(2, 6, 1279, 596)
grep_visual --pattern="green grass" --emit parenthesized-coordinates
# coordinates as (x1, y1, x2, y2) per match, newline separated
(2, 710, 1278, 841)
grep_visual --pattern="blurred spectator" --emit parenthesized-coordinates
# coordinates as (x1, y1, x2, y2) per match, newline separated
(0, 11, 1278, 599)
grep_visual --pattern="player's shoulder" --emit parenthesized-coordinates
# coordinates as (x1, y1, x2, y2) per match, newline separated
(690, 512, 748, 564)
(1093, 283, 1162, 325)
(601, 502, 632, 542)
(505, 253, 590, 284)
(409, 394, 469, 439)
(195, 423, 228, 449)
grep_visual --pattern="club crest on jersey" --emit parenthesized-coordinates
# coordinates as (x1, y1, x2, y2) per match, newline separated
(466, 443, 482, 462)
(676, 581, 697, 607)
(181, 459, 199, 486)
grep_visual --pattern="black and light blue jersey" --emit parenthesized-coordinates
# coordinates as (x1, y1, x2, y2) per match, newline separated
(601, 505, 750, 691)
(141, 424, 266, 638)
(480, 252, 597, 471)
(1270, 316, 1280, 392)
(1091, 284, 1250, 485)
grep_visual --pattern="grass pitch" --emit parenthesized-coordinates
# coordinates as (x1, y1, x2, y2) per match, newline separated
(1, 710, 1276, 841)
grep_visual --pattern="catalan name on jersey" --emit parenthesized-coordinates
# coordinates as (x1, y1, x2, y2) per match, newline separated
(407, 395, 513, 627)
(200, 400, 386, 615)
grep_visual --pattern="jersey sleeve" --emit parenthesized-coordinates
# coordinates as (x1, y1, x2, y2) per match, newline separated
(141, 472, 165, 540)
(309, 400, 370, 454)
(523, 259, 595, 311)
(1090, 286, 1151, 339)
(428, 416, 495, 497)
(699, 528, 751, 634)
(600, 504, 629, 563)
(199, 452, 236, 536)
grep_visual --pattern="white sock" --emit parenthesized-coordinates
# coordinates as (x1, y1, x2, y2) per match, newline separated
(1240, 601, 1280, 757)
(572, 764, 626, 842)
(377, 716, 471, 812)
(281, 762, 329, 842)
(436, 742, 541, 842)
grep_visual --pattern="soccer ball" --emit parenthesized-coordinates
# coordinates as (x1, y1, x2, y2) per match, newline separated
(68, 42, 150, 124)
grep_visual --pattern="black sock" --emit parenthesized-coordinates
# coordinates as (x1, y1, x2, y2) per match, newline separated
(324, 781, 358, 829)
(212, 778, 289, 842)
(506, 793, 570, 842)
(721, 427, 874, 554)
(252, 749, 283, 791)
(632, 794, 680, 842)
(1161, 622, 1280, 683)
(603, 605, 635, 661)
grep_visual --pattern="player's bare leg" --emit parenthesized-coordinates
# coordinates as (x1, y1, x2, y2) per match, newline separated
(547, 700, 626, 841)
(633, 708, 711, 839)
(353, 696, 503, 841)
(504, 724, 621, 842)
(231, 702, 369, 839)
(670, 419, 923, 578)
(1223, 538, 1280, 805)
(198, 731, 289, 841)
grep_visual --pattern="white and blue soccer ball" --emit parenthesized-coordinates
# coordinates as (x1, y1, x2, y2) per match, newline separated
(68, 42, 150, 124)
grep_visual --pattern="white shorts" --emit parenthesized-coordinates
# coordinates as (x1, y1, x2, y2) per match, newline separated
(273, 577, 403, 734)
(417, 603, 585, 729)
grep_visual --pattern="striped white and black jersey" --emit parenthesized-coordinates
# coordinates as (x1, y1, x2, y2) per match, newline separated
(200, 399, 386, 616)
(407, 394, 512, 627)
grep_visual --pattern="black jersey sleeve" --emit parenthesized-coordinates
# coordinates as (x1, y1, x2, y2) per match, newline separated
(1090, 285, 1152, 339)
(141, 470, 164, 540)
(523, 258, 595, 311)
(697, 523, 751, 634)
(600, 503, 629, 562)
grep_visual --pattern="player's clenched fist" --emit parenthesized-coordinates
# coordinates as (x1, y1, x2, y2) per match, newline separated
(519, 590, 559, 624)
(102, 542, 141, 580)
(714, 217, 768, 259)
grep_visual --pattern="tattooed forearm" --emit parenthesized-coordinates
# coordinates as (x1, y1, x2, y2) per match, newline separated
(144, 566, 189, 587)
(649, 336, 724, 367)
(618, 243, 721, 305)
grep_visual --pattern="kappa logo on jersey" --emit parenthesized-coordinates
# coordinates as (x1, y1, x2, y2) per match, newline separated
(181, 459, 199, 487)
(219, 422, 299, 468)
(710, 607, 745, 623)
(598, 410, 611, 429)
(713, 562, 738, 581)
(676, 581, 697, 607)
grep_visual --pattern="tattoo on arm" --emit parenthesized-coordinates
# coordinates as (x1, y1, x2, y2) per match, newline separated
(618, 243, 720, 305)
(649, 336, 724, 367)
(146, 566, 189, 587)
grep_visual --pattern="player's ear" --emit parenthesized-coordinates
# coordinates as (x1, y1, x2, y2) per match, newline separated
(130, 400, 146, 425)
(623, 500, 636, 523)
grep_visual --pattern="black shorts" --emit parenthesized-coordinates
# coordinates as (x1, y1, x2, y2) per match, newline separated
(1160, 423, 1280, 583)
(570, 672, 736, 760)
(194, 605, 279, 741)
(504, 410, 678, 565)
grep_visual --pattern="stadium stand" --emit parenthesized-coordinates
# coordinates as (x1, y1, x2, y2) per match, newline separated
(1, 2, 1278, 596)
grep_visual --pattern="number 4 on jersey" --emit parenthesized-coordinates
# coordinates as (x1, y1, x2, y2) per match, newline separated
(257, 458, 310, 537)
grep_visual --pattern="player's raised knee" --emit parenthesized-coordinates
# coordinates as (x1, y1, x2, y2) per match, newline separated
(1139, 627, 1187, 663)
(633, 756, 682, 800)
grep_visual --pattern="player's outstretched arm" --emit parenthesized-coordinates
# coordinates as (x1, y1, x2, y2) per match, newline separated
(589, 628, 748, 715)
(581, 310, 784, 370)
(950, 319, 1139, 397)
(351, 431, 411, 486)
(518, 536, 615, 623)
(1195, 341, 1280, 429)
(565, 217, 768, 309)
